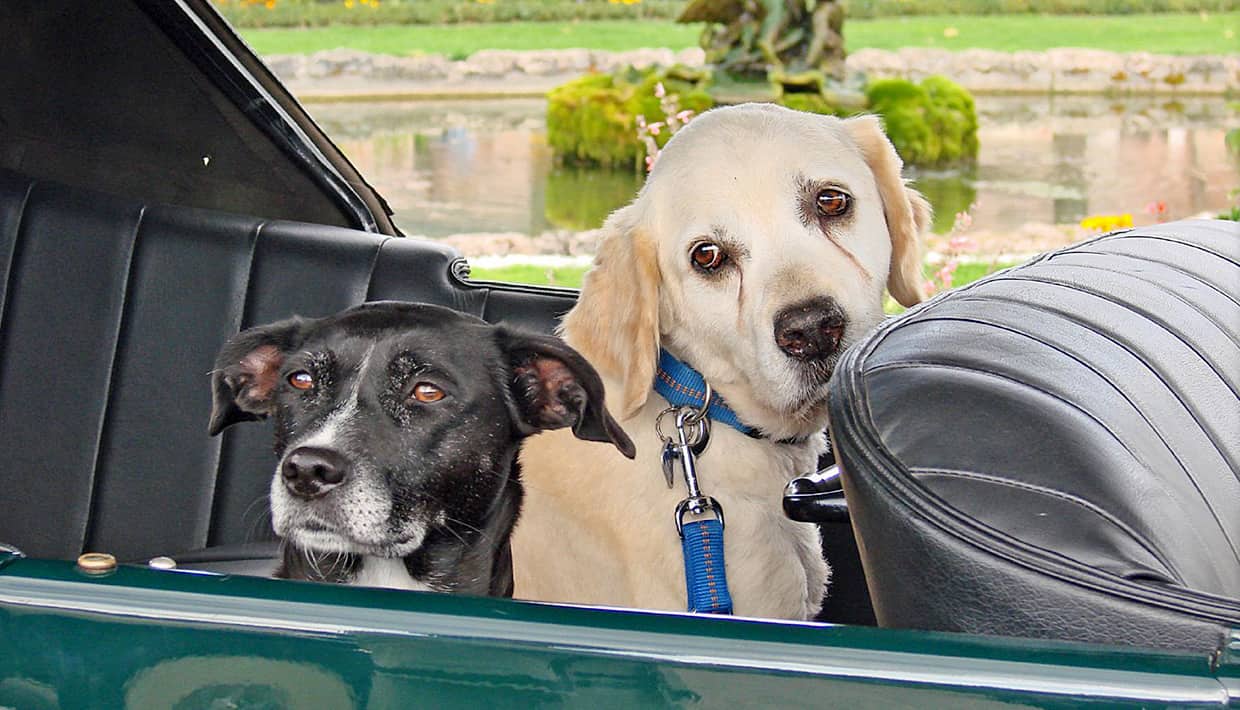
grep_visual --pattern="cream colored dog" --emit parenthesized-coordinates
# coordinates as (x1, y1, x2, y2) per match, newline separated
(512, 103, 930, 620)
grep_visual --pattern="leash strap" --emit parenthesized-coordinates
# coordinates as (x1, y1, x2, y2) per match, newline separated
(662, 402, 734, 615)
(654, 350, 755, 436)
(680, 517, 733, 614)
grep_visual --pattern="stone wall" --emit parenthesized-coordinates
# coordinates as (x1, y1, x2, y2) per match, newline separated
(848, 48, 1239, 95)
(266, 47, 1238, 97)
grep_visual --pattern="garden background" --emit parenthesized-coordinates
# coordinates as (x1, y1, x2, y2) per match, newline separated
(215, 0, 1239, 298)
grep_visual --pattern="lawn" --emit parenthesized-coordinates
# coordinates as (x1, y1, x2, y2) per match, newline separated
(238, 12, 1240, 57)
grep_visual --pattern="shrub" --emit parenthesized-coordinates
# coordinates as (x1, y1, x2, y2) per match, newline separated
(546, 67, 714, 169)
(866, 76, 979, 167)
(776, 92, 850, 117)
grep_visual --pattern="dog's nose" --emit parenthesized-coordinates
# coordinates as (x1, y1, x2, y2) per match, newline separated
(774, 297, 847, 361)
(282, 447, 348, 498)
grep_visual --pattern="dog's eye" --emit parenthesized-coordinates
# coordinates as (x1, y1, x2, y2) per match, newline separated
(816, 189, 851, 217)
(690, 242, 727, 272)
(287, 371, 314, 391)
(411, 382, 445, 403)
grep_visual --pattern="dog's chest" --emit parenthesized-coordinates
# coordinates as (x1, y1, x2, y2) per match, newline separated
(351, 557, 434, 592)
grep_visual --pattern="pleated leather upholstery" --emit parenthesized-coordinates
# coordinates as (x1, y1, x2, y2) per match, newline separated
(0, 169, 575, 562)
(829, 220, 1240, 653)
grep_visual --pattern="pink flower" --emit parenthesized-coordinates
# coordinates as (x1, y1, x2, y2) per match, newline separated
(676, 110, 695, 122)
(654, 82, 666, 99)
(953, 210, 973, 231)
(647, 122, 663, 136)
(948, 235, 977, 252)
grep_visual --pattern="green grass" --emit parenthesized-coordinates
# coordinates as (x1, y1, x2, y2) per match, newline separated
(238, 12, 1240, 57)
(846, 12, 1239, 53)
(470, 263, 589, 288)
(238, 20, 703, 58)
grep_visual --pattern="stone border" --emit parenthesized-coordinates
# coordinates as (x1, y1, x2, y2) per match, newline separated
(267, 47, 1238, 100)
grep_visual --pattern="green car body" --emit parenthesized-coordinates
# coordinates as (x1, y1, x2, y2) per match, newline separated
(2, 550, 1237, 708)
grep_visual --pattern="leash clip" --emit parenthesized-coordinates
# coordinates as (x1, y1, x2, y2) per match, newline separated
(675, 495, 725, 537)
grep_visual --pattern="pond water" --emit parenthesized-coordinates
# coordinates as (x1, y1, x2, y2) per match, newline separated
(307, 96, 1239, 247)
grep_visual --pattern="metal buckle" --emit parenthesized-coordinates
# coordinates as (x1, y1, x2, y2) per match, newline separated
(675, 496, 725, 537)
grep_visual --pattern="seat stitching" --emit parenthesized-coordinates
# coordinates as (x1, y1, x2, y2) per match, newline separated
(1093, 232, 1240, 267)
(909, 466, 1180, 581)
(0, 179, 35, 343)
(82, 204, 147, 553)
(206, 219, 267, 548)
(362, 236, 392, 303)
(997, 266, 1240, 362)
(1061, 250, 1240, 311)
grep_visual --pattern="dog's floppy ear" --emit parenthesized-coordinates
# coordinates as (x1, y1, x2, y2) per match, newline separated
(559, 205, 661, 419)
(499, 328, 637, 459)
(844, 114, 932, 308)
(208, 317, 311, 436)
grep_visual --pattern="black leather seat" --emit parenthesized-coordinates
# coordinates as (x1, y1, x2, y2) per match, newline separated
(827, 219, 1240, 653)
(0, 168, 575, 565)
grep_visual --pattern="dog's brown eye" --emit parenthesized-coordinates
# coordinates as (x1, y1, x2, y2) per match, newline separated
(288, 371, 314, 391)
(411, 382, 445, 403)
(690, 242, 727, 272)
(816, 189, 851, 217)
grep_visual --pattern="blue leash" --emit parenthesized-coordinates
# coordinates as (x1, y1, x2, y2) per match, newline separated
(678, 507, 733, 614)
(657, 350, 736, 615)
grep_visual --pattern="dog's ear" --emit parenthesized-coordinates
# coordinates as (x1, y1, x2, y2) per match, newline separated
(499, 328, 637, 459)
(559, 205, 661, 419)
(208, 317, 311, 436)
(844, 114, 932, 308)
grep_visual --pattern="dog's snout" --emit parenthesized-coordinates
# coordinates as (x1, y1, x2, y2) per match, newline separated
(282, 447, 348, 498)
(774, 297, 846, 361)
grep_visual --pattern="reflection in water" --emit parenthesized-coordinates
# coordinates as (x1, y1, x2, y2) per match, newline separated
(308, 97, 1239, 241)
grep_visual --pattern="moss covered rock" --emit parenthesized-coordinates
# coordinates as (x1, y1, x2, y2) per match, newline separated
(866, 76, 978, 168)
(546, 67, 715, 170)
(548, 69, 978, 170)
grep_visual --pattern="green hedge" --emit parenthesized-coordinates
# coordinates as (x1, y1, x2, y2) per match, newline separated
(845, 0, 1236, 17)
(216, 0, 1235, 27)
(216, 0, 686, 28)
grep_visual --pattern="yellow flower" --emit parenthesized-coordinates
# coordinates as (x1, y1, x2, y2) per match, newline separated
(1079, 214, 1133, 231)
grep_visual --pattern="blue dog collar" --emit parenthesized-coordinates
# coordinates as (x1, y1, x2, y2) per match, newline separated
(653, 349, 756, 437)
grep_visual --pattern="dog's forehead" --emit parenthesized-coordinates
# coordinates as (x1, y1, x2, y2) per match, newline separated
(668, 107, 864, 172)
(303, 303, 499, 365)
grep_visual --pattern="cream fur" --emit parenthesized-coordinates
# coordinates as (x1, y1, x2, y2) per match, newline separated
(512, 104, 929, 620)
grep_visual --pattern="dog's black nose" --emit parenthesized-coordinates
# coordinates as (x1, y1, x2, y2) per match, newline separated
(282, 447, 348, 498)
(774, 297, 846, 361)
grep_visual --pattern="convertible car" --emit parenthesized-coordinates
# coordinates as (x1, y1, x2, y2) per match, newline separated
(1, 1, 1237, 707)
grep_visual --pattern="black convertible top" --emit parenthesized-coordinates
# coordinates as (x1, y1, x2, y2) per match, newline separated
(0, 0, 396, 234)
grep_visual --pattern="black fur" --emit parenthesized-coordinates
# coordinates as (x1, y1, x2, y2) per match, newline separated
(209, 301, 634, 595)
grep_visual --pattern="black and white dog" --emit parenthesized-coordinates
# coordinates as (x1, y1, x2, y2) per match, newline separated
(209, 301, 634, 596)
